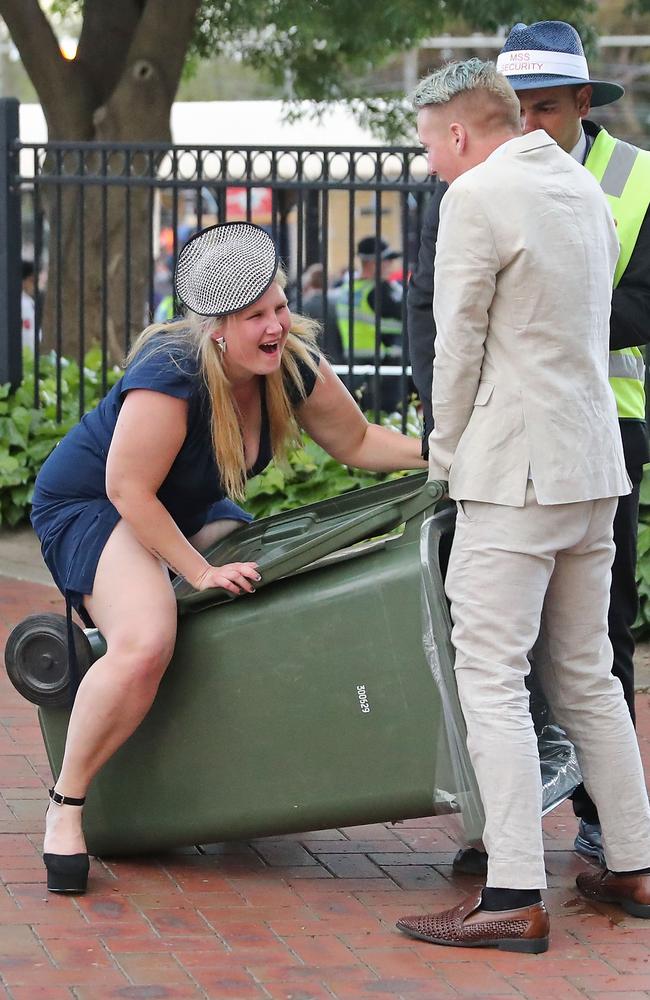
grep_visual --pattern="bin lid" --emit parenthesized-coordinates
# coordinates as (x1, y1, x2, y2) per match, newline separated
(174, 473, 444, 614)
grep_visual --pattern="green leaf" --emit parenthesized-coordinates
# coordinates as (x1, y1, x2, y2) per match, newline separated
(259, 465, 286, 492)
(639, 467, 650, 508)
(638, 525, 650, 558)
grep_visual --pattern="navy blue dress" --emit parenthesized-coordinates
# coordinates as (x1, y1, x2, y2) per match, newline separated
(31, 336, 318, 619)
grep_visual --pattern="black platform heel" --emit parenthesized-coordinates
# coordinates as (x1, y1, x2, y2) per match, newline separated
(43, 788, 89, 893)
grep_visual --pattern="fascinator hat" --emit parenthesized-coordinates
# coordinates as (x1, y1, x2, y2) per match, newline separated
(497, 21, 624, 107)
(175, 222, 279, 317)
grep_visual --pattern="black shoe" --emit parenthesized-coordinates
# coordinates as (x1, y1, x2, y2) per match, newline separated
(43, 852, 90, 893)
(43, 788, 89, 894)
(574, 820, 605, 867)
(452, 847, 489, 876)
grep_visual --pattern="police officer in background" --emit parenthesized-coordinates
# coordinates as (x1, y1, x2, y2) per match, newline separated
(407, 21, 650, 870)
(336, 236, 403, 412)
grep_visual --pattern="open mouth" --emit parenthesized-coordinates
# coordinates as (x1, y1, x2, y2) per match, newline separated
(259, 341, 279, 354)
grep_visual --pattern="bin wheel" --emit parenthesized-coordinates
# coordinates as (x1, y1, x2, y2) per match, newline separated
(3, 613, 94, 707)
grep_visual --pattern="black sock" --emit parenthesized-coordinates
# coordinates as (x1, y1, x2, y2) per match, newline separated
(481, 887, 542, 911)
(610, 867, 650, 876)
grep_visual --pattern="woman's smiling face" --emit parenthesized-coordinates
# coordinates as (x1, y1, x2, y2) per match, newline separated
(219, 281, 291, 381)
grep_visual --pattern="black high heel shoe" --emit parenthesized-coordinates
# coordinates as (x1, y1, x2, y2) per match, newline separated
(43, 788, 89, 893)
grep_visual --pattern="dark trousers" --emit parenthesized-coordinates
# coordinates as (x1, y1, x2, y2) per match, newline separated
(571, 462, 643, 823)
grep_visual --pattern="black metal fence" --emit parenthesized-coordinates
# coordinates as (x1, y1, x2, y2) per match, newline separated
(0, 97, 431, 425)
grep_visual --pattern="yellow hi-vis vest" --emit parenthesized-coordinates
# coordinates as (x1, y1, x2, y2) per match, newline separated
(335, 279, 402, 361)
(586, 128, 650, 420)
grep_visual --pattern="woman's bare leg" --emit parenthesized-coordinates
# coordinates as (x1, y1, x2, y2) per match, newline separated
(44, 519, 177, 855)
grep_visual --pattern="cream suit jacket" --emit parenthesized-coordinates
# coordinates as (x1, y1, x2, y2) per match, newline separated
(428, 130, 631, 506)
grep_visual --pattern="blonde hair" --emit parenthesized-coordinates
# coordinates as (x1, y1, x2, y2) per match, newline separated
(412, 58, 521, 133)
(126, 272, 322, 501)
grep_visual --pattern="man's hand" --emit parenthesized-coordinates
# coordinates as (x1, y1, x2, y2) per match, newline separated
(193, 562, 261, 595)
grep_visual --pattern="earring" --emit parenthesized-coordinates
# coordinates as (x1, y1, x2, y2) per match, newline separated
(213, 336, 227, 353)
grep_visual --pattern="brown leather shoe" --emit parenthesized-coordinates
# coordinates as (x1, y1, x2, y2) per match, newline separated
(576, 869, 650, 918)
(396, 891, 549, 953)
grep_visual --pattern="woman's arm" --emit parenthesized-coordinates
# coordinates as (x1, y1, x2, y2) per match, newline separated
(296, 359, 427, 472)
(106, 390, 258, 594)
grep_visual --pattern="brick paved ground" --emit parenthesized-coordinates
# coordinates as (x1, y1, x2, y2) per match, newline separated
(1, 577, 650, 999)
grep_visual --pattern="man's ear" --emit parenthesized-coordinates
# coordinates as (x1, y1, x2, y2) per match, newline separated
(450, 121, 466, 153)
(575, 84, 593, 119)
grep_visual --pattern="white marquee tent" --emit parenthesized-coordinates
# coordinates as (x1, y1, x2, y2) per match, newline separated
(18, 101, 391, 149)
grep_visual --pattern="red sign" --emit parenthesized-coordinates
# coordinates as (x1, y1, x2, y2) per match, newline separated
(226, 187, 273, 224)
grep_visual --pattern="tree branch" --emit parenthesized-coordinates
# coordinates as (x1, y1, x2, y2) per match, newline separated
(76, 0, 144, 106)
(0, 0, 92, 136)
(91, 0, 201, 140)
(0, 0, 62, 95)
(125, 0, 202, 103)
(88, 0, 200, 141)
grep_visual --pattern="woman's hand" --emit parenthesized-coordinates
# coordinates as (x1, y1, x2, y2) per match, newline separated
(193, 561, 261, 595)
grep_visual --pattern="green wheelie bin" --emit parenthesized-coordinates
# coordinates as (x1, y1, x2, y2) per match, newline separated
(6, 473, 472, 856)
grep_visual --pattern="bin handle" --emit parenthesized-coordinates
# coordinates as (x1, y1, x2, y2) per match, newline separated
(178, 478, 447, 613)
(257, 477, 446, 569)
(261, 513, 317, 543)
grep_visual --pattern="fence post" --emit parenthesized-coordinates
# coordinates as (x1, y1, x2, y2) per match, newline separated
(0, 98, 21, 390)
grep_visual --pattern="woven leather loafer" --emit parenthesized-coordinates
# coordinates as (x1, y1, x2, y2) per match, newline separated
(576, 869, 650, 918)
(396, 891, 549, 953)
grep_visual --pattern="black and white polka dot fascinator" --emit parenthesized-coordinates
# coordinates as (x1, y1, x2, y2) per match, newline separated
(175, 222, 279, 317)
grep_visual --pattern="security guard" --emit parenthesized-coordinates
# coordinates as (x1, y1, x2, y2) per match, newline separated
(407, 21, 650, 870)
(336, 236, 403, 411)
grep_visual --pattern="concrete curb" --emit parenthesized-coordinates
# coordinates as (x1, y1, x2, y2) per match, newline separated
(0, 525, 54, 587)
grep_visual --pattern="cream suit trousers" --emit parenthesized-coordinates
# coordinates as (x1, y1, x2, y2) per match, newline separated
(446, 483, 650, 889)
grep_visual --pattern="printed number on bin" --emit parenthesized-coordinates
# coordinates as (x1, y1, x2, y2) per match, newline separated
(357, 685, 371, 713)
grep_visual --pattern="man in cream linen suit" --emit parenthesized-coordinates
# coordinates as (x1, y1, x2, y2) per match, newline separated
(397, 59, 650, 954)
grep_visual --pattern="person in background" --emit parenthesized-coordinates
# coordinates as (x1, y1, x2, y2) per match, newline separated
(154, 292, 176, 324)
(335, 236, 404, 412)
(406, 180, 447, 442)
(500, 20, 650, 868)
(336, 236, 403, 364)
(21, 259, 40, 352)
(299, 262, 343, 363)
(152, 254, 175, 317)
(30, 222, 426, 896)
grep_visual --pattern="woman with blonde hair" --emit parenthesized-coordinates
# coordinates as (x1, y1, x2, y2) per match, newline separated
(30, 222, 426, 894)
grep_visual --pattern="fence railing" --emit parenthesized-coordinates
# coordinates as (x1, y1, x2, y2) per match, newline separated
(1, 97, 432, 425)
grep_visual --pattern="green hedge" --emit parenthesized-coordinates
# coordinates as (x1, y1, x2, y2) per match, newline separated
(0, 351, 418, 528)
(0, 350, 122, 526)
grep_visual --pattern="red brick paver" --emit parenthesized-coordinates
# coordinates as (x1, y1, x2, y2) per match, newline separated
(2, 576, 650, 999)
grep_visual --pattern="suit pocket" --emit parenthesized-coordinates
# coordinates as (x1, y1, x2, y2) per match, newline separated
(473, 381, 494, 406)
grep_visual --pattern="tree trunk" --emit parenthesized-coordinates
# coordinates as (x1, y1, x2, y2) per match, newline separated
(42, 162, 162, 362)
(0, 0, 200, 363)
(41, 81, 173, 360)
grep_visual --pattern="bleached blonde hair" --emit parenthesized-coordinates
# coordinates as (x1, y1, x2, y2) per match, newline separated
(412, 58, 520, 132)
(126, 271, 322, 501)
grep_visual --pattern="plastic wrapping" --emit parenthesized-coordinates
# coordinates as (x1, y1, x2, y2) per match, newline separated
(528, 667, 583, 816)
(420, 503, 582, 846)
